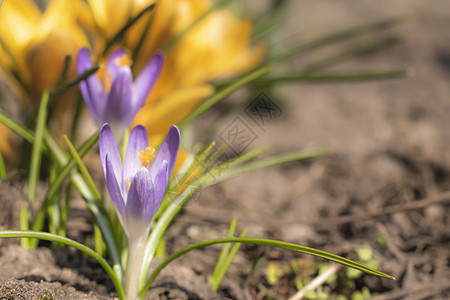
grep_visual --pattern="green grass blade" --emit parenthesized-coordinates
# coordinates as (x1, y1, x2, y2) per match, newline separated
(28, 92, 50, 205)
(179, 66, 271, 127)
(19, 206, 31, 249)
(52, 65, 100, 95)
(0, 230, 124, 299)
(304, 35, 403, 72)
(46, 131, 99, 203)
(0, 149, 6, 179)
(30, 131, 99, 238)
(141, 237, 394, 296)
(267, 14, 409, 65)
(211, 229, 247, 292)
(212, 218, 237, 282)
(59, 182, 73, 237)
(204, 149, 330, 187)
(64, 135, 101, 200)
(43, 131, 122, 280)
(0, 111, 38, 146)
(256, 69, 411, 85)
(211, 221, 247, 292)
(103, 3, 156, 55)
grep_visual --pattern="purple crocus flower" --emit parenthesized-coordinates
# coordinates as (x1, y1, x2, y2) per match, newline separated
(99, 123, 180, 238)
(77, 48, 163, 138)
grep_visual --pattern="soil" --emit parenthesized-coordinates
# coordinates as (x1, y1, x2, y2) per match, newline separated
(1, 0, 450, 299)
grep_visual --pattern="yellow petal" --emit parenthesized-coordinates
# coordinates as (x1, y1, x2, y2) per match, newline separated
(88, 0, 135, 38)
(133, 84, 214, 146)
(0, 0, 41, 83)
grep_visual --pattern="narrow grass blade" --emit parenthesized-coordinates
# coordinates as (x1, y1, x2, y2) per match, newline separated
(267, 14, 409, 65)
(211, 218, 247, 291)
(43, 131, 122, 280)
(28, 92, 49, 205)
(59, 182, 72, 237)
(31, 131, 99, 238)
(64, 135, 102, 200)
(0, 111, 37, 146)
(103, 3, 156, 55)
(212, 218, 238, 280)
(304, 36, 403, 72)
(211, 230, 247, 292)
(204, 149, 330, 187)
(0, 230, 125, 300)
(94, 224, 106, 257)
(52, 65, 100, 95)
(256, 69, 411, 85)
(19, 207, 31, 249)
(0, 149, 6, 179)
(180, 66, 271, 126)
(141, 237, 394, 296)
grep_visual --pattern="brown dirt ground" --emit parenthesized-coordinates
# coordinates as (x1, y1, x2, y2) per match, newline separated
(1, 0, 450, 299)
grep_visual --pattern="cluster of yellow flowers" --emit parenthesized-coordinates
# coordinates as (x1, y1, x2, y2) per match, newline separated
(0, 0, 265, 158)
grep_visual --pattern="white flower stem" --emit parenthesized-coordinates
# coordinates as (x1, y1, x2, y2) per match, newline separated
(124, 234, 147, 300)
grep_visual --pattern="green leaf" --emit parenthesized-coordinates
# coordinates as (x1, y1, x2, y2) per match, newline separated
(203, 149, 330, 187)
(211, 217, 242, 291)
(103, 3, 156, 55)
(30, 131, 99, 242)
(211, 229, 247, 291)
(303, 36, 403, 72)
(255, 69, 411, 85)
(266, 14, 409, 65)
(64, 135, 101, 200)
(0, 111, 39, 147)
(28, 92, 50, 205)
(0, 148, 6, 179)
(0, 230, 124, 300)
(43, 131, 122, 280)
(141, 237, 394, 296)
(179, 65, 271, 126)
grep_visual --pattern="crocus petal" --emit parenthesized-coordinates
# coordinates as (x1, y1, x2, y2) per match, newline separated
(77, 47, 106, 124)
(105, 48, 128, 81)
(132, 51, 164, 111)
(150, 125, 180, 180)
(105, 67, 133, 126)
(123, 124, 149, 194)
(152, 160, 169, 214)
(126, 167, 155, 231)
(99, 124, 123, 189)
(105, 154, 127, 231)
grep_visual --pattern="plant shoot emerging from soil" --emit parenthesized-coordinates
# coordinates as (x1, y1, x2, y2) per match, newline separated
(99, 123, 180, 298)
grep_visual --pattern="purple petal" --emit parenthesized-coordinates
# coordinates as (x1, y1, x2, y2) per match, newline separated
(126, 167, 155, 230)
(150, 125, 180, 180)
(105, 154, 127, 230)
(99, 124, 123, 189)
(152, 160, 169, 214)
(104, 67, 133, 127)
(132, 51, 164, 111)
(123, 125, 149, 194)
(77, 48, 107, 125)
(105, 48, 128, 82)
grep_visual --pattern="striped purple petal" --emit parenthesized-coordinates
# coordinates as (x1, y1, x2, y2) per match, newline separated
(150, 126, 180, 181)
(126, 167, 155, 232)
(105, 67, 133, 127)
(77, 48, 107, 125)
(132, 51, 164, 112)
(99, 124, 123, 191)
(123, 125, 149, 194)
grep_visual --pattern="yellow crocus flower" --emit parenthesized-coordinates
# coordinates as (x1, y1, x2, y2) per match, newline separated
(0, 0, 92, 95)
(126, 0, 266, 145)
